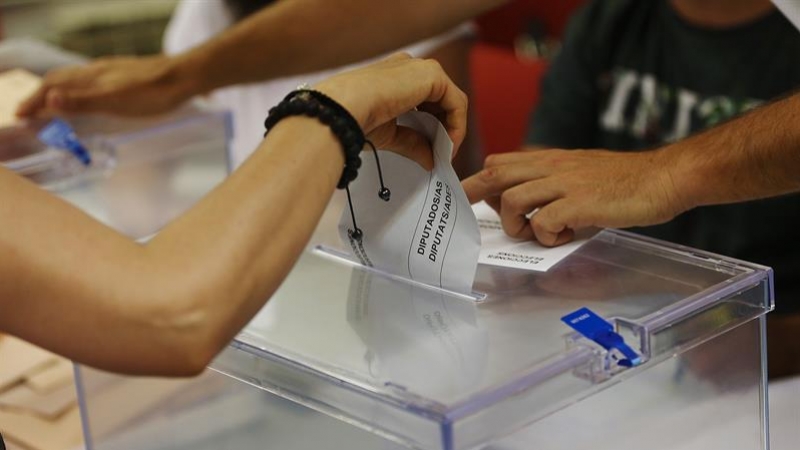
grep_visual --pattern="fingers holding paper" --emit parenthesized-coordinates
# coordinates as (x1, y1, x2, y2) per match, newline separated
(367, 123, 434, 171)
(313, 53, 469, 152)
(462, 148, 688, 247)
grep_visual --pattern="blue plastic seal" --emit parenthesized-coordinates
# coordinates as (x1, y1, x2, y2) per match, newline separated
(38, 118, 92, 165)
(561, 307, 642, 367)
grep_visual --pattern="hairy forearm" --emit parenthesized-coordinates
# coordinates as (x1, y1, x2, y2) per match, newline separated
(0, 117, 342, 375)
(176, 0, 505, 93)
(664, 91, 800, 211)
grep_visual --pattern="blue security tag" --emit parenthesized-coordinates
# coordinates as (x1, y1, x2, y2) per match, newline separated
(561, 307, 642, 367)
(38, 118, 92, 165)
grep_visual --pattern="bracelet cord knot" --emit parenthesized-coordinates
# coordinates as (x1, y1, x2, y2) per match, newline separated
(264, 89, 391, 241)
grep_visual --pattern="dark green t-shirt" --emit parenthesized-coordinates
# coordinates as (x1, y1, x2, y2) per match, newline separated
(528, 0, 800, 313)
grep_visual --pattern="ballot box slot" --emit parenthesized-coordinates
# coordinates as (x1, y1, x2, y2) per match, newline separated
(313, 245, 488, 302)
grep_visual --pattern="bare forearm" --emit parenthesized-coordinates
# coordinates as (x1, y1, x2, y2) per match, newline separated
(0, 117, 342, 375)
(179, 0, 505, 92)
(4, 55, 468, 375)
(666, 91, 800, 210)
(144, 117, 343, 365)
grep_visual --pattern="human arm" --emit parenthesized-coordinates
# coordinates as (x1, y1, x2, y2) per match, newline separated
(0, 55, 467, 376)
(16, 0, 503, 117)
(462, 90, 800, 246)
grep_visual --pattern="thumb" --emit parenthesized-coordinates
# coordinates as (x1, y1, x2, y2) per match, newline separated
(379, 125, 434, 171)
(531, 200, 576, 247)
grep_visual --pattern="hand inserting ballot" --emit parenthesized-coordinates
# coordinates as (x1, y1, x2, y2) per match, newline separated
(0, 54, 471, 377)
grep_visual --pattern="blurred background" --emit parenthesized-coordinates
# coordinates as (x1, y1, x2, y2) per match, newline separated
(0, 0, 178, 58)
(3, 2, 796, 450)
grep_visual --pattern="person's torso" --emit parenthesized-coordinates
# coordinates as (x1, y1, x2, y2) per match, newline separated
(580, 0, 800, 309)
(589, 0, 800, 149)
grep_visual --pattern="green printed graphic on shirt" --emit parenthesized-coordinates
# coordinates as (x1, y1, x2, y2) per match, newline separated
(529, 0, 800, 151)
(598, 68, 764, 143)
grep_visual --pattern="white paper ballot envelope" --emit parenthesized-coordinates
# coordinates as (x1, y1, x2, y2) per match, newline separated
(338, 111, 597, 295)
(338, 111, 481, 295)
(474, 201, 597, 272)
(0, 69, 42, 128)
(773, 0, 800, 32)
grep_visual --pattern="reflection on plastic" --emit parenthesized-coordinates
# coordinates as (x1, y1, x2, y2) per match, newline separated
(561, 307, 642, 368)
(346, 267, 488, 396)
(38, 118, 91, 165)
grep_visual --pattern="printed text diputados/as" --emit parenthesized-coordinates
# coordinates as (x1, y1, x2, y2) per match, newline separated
(416, 181, 452, 262)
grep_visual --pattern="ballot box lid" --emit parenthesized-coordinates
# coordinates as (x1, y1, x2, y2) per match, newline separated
(211, 196, 773, 450)
(1, 106, 231, 191)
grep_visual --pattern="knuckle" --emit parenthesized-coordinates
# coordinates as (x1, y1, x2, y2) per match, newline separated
(533, 209, 559, 233)
(423, 58, 444, 73)
(484, 153, 501, 167)
(530, 217, 547, 235)
(531, 219, 557, 245)
(500, 189, 521, 211)
(478, 166, 502, 185)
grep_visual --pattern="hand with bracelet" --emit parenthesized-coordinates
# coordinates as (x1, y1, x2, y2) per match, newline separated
(0, 54, 466, 376)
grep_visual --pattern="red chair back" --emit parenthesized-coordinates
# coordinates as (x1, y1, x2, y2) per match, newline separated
(470, 44, 548, 155)
(470, 0, 586, 155)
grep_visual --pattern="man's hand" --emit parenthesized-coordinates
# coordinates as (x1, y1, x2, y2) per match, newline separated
(15, 55, 199, 118)
(462, 148, 691, 246)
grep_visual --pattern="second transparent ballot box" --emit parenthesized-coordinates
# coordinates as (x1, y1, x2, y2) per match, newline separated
(0, 107, 231, 239)
(77, 195, 774, 450)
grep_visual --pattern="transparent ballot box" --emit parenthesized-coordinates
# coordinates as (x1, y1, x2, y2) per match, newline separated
(76, 195, 774, 450)
(0, 108, 231, 239)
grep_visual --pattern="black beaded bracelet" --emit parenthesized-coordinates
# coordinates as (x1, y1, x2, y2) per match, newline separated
(263, 89, 391, 241)
(264, 89, 364, 189)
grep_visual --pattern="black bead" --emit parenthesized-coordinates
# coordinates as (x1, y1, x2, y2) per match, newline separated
(287, 101, 303, 114)
(331, 124, 346, 136)
(348, 228, 363, 241)
(319, 108, 334, 122)
(378, 188, 391, 201)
